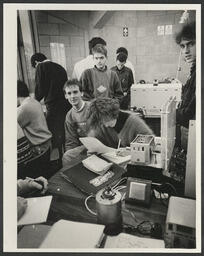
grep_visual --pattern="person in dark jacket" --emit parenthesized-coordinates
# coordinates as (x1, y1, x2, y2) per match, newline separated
(111, 52, 134, 109)
(31, 53, 71, 159)
(175, 21, 196, 151)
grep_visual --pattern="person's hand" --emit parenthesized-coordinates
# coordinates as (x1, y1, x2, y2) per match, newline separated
(116, 147, 130, 157)
(32, 176, 48, 194)
(17, 176, 48, 195)
(17, 196, 27, 220)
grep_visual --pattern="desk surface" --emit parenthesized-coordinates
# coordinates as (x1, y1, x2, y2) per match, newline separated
(47, 158, 168, 229)
(18, 158, 168, 248)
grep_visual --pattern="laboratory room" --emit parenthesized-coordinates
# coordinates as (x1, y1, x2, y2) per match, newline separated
(15, 7, 199, 251)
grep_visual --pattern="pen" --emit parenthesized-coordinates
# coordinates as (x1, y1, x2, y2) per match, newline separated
(117, 139, 121, 150)
(95, 233, 106, 248)
(26, 177, 44, 191)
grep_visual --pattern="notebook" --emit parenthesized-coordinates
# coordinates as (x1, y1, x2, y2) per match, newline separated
(80, 137, 131, 165)
(40, 220, 105, 248)
(79, 137, 115, 154)
(18, 196, 52, 226)
(82, 154, 113, 175)
(61, 160, 126, 195)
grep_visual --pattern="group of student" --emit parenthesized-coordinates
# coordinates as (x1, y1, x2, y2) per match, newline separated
(17, 37, 142, 178)
(17, 21, 196, 218)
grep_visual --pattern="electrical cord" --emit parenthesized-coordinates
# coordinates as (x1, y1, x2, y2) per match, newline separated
(152, 182, 178, 207)
(84, 194, 97, 216)
(123, 220, 163, 239)
(112, 177, 127, 189)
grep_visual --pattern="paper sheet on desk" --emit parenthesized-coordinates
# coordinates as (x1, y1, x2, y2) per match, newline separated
(40, 220, 105, 248)
(105, 233, 165, 248)
(18, 196, 52, 226)
(79, 137, 115, 154)
(102, 151, 131, 165)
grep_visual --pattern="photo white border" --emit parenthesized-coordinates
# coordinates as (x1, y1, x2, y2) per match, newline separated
(3, 3, 201, 253)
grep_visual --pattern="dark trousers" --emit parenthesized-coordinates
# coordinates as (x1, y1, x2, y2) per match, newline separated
(46, 100, 71, 158)
(18, 148, 51, 179)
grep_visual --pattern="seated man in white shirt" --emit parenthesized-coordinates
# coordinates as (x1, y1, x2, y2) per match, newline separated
(116, 47, 136, 83)
(72, 37, 106, 81)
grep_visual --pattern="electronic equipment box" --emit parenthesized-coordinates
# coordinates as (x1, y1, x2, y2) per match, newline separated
(165, 196, 196, 248)
(131, 82, 182, 117)
(130, 134, 155, 164)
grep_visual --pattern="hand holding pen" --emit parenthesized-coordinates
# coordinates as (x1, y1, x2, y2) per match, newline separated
(25, 176, 48, 194)
(17, 176, 48, 196)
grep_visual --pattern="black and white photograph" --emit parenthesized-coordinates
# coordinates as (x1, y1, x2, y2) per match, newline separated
(3, 2, 201, 253)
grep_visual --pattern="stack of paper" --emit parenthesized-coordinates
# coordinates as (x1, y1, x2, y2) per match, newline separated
(79, 137, 115, 154)
(105, 233, 165, 248)
(82, 154, 113, 175)
(40, 220, 105, 248)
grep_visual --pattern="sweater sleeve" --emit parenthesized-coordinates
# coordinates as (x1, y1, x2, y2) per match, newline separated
(64, 114, 81, 151)
(176, 95, 196, 127)
(35, 65, 45, 102)
(128, 69, 134, 93)
(17, 106, 30, 128)
(112, 72, 124, 102)
(80, 69, 94, 101)
(176, 70, 196, 128)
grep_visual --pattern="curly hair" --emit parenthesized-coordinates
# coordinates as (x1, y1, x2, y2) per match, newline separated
(175, 21, 196, 45)
(86, 97, 120, 130)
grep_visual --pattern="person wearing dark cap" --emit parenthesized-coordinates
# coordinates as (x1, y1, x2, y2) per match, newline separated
(116, 47, 136, 83)
(111, 52, 134, 109)
(30, 53, 71, 160)
(175, 21, 196, 151)
(72, 37, 107, 81)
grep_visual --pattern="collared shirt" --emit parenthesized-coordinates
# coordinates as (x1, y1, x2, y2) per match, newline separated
(125, 59, 136, 83)
(72, 55, 94, 80)
(111, 65, 134, 93)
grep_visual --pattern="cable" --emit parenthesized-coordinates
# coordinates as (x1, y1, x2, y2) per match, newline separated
(112, 177, 127, 189)
(163, 182, 177, 195)
(115, 185, 126, 191)
(123, 220, 163, 239)
(84, 195, 97, 216)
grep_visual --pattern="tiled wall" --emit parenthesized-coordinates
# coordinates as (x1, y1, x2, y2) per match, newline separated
(35, 10, 195, 83)
(35, 11, 89, 78)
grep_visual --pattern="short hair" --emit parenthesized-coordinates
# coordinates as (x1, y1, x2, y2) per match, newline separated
(88, 37, 106, 54)
(30, 53, 47, 68)
(116, 47, 128, 56)
(116, 52, 127, 63)
(92, 44, 107, 57)
(63, 79, 82, 93)
(17, 80, 29, 97)
(86, 97, 120, 130)
(175, 21, 196, 45)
